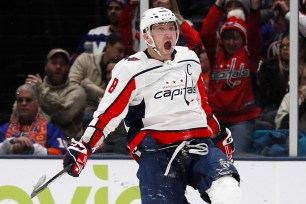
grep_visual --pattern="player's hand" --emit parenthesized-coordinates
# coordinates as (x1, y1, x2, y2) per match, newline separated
(212, 127, 235, 163)
(63, 139, 92, 177)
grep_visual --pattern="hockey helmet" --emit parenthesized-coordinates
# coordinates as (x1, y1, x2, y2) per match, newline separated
(140, 7, 179, 51)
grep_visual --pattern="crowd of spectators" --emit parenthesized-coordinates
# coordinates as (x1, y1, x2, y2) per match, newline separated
(1, 0, 305, 157)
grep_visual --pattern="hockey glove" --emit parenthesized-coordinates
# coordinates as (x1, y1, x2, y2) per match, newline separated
(212, 127, 235, 163)
(63, 138, 92, 177)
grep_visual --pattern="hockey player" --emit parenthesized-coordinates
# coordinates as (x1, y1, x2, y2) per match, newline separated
(63, 7, 242, 204)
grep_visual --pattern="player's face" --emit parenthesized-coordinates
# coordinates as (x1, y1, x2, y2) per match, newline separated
(222, 30, 244, 55)
(151, 22, 177, 59)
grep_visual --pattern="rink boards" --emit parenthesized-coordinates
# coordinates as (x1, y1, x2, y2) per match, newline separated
(0, 156, 305, 204)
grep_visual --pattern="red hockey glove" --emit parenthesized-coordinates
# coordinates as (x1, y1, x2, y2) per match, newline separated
(213, 127, 235, 163)
(63, 139, 92, 177)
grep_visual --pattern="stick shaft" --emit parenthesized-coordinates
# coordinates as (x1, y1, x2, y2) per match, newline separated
(31, 164, 72, 198)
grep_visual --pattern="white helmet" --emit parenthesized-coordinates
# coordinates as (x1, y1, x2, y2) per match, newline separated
(140, 7, 179, 55)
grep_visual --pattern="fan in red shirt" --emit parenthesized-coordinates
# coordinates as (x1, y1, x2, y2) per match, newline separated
(201, 0, 263, 155)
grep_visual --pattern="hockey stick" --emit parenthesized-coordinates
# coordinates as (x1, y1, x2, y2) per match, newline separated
(30, 163, 73, 199)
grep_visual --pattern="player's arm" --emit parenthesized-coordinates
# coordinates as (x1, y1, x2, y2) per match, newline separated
(196, 74, 234, 162)
(196, 74, 220, 134)
(81, 63, 137, 151)
(63, 61, 137, 176)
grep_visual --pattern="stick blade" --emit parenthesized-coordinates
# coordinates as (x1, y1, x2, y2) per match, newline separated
(34, 175, 46, 189)
(31, 175, 47, 198)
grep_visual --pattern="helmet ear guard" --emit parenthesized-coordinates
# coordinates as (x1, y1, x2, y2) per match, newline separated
(140, 7, 179, 55)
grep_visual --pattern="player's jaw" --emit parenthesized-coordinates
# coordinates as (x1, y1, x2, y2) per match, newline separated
(157, 38, 175, 60)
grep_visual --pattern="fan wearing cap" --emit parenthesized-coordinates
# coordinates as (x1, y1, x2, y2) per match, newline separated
(24, 48, 86, 143)
(63, 7, 242, 204)
(220, 9, 247, 57)
(201, 0, 263, 155)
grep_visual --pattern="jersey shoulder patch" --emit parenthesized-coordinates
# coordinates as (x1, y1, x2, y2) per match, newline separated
(127, 57, 140, 61)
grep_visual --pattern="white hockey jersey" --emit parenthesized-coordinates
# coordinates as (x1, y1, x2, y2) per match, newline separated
(81, 46, 220, 153)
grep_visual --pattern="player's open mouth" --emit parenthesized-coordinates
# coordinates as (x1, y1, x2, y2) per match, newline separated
(164, 41, 172, 50)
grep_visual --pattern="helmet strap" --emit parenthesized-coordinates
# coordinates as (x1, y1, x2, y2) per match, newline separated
(145, 28, 162, 57)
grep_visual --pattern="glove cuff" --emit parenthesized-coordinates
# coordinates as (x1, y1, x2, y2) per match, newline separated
(207, 114, 221, 134)
(212, 127, 228, 144)
(82, 142, 93, 154)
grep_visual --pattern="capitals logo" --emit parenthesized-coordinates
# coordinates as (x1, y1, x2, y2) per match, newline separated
(153, 64, 196, 105)
(211, 58, 249, 88)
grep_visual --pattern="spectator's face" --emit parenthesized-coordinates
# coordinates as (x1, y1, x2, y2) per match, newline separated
(152, 0, 171, 9)
(107, 2, 123, 26)
(280, 36, 289, 62)
(106, 42, 125, 60)
(45, 54, 70, 86)
(226, 2, 244, 13)
(222, 30, 244, 55)
(150, 22, 177, 59)
(16, 90, 39, 121)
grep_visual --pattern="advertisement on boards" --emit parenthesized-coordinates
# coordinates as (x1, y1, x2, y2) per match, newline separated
(1, 158, 305, 204)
